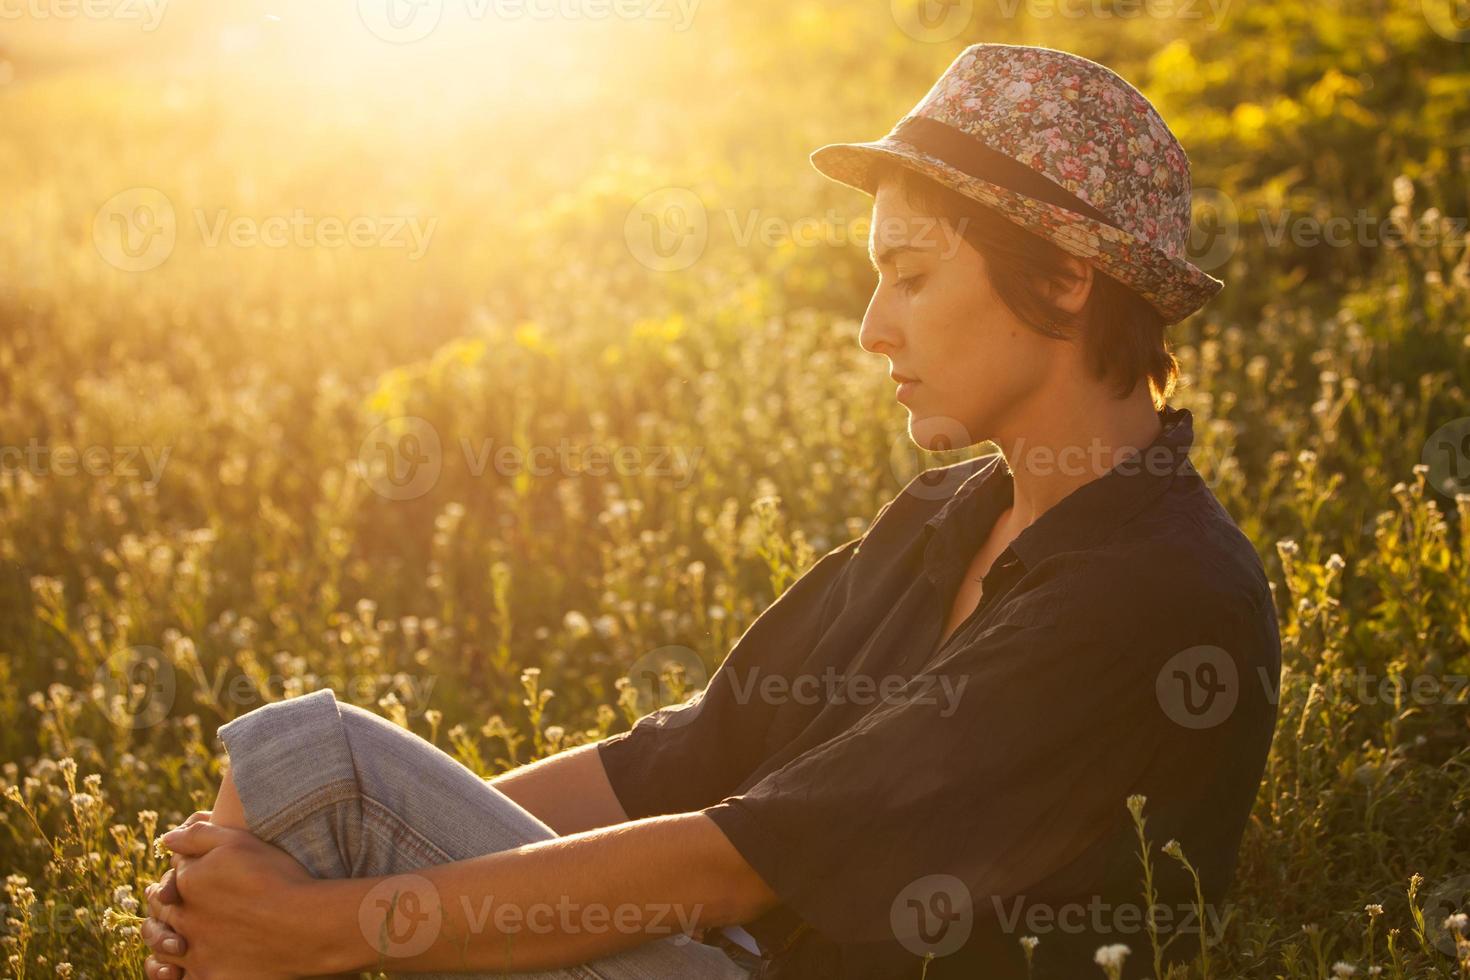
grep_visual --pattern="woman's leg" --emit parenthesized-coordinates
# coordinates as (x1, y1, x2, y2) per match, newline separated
(204, 687, 754, 980)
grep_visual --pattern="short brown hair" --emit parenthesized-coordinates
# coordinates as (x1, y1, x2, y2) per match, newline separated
(871, 160, 1178, 410)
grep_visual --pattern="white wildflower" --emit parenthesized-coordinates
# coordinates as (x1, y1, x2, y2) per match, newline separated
(1094, 943, 1130, 970)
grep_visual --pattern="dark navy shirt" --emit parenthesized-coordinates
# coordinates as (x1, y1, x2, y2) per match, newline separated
(597, 405, 1282, 979)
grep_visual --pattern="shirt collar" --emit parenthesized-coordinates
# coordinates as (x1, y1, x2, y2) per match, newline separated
(921, 404, 1196, 580)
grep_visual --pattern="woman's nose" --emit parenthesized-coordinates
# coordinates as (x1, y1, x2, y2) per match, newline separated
(858, 291, 901, 356)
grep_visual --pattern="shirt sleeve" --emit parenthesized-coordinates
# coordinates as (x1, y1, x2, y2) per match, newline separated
(699, 567, 1267, 947)
(597, 532, 867, 821)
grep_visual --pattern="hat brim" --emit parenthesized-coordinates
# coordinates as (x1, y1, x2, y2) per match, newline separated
(810, 137, 1223, 325)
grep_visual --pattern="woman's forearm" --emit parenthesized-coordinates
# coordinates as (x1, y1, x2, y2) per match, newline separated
(488, 741, 630, 835)
(311, 811, 779, 974)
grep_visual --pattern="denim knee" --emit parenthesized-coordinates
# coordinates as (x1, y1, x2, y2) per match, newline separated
(216, 687, 367, 879)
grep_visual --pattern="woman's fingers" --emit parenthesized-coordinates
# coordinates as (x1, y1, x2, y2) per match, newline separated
(147, 868, 182, 910)
(167, 812, 211, 870)
(141, 913, 188, 955)
(144, 819, 205, 980)
(146, 953, 184, 980)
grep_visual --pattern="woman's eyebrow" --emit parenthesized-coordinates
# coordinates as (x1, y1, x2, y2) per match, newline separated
(868, 242, 923, 271)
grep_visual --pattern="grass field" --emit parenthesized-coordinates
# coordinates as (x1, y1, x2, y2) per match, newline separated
(2, 0, 1469, 976)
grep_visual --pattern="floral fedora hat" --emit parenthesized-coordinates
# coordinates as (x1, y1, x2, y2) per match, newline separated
(809, 42, 1223, 324)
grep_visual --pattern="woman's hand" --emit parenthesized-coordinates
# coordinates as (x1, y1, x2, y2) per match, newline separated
(143, 808, 212, 979)
(142, 814, 324, 979)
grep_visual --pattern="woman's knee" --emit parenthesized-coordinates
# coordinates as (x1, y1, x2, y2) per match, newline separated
(215, 688, 368, 879)
(209, 770, 248, 830)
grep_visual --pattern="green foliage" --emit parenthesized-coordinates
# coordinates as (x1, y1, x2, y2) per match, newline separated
(1, 0, 1469, 975)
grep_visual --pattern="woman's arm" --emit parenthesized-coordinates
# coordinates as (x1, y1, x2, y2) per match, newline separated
(150, 810, 779, 976)
(488, 741, 630, 835)
(316, 811, 778, 974)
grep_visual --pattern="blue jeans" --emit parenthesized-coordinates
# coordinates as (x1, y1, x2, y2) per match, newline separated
(215, 688, 759, 979)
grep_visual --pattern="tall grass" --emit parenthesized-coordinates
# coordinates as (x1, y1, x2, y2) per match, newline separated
(2, 0, 1468, 975)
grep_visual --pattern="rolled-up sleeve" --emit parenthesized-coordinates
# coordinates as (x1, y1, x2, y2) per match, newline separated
(597, 534, 866, 821)
(699, 572, 1259, 947)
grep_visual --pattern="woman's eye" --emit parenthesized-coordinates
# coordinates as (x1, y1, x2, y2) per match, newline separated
(894, 274, 924, 295)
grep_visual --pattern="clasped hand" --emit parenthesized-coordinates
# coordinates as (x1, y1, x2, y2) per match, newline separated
(140, 810, 324, 980)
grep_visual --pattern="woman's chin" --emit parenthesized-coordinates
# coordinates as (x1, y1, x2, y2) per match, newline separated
(907, 412, 977, 454)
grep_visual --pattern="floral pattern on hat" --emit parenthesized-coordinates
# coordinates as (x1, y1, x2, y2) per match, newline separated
(809, 43, 1224, 324)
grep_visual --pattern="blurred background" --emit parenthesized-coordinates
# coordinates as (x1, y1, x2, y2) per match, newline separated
(2, 0, 1469, 976)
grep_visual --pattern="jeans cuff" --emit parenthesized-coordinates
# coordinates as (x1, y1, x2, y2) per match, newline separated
(215, 687, 360, 842)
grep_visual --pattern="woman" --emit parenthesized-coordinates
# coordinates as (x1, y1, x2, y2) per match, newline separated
(140, 42, 1280, 980)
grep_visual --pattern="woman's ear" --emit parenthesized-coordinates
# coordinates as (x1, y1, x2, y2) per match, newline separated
(1047, 254, 1095, 316)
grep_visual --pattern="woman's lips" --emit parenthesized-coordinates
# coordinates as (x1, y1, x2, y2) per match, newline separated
(896, 380, 919, 402)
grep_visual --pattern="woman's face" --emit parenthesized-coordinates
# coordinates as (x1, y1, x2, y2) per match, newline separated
(859, 179, 1077, 452)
